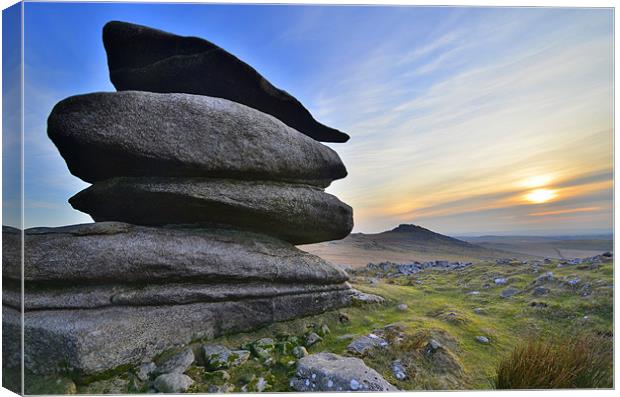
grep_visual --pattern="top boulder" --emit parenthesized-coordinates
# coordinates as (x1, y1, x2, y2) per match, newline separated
(103, 21, 349, 143)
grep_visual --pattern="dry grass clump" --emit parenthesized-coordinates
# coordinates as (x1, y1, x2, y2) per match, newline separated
(494, 333, 613, 389)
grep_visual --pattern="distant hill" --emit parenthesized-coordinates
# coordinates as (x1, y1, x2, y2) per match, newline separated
(462, 235, 613, 260)
(299, 224, 519, 268)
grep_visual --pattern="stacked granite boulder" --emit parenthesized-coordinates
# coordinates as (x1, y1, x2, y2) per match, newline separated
(2, 21, 353, 376)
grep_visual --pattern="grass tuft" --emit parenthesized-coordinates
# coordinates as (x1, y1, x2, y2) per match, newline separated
(493, 333, 613, 389)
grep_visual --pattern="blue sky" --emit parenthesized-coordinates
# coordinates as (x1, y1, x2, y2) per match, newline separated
(9, 3, 614, 235)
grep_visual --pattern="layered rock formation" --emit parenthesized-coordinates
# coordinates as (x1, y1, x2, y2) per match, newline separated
(3, 21, 354, 376)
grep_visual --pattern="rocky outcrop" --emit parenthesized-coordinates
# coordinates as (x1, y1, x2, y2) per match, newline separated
(5, 21, 355, 377)
(102, 21, 349, 143)
(48, 92, 346, 186)
(69, 178, 353, 244)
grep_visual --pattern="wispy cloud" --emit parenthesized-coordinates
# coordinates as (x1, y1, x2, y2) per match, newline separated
(310, 8, 613, 234)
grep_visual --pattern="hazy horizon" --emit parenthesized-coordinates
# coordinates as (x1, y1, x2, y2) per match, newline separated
(3, 4, 613, 236)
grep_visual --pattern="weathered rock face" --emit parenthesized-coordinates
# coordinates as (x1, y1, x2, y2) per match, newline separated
(2, 223, 352, 375)
(48, 91, 346, 186)
(4, 289, 352, 375)
(69, 178, 353, 244)
(290, 352, 397, 392)
(3, 282, 351, 311)
(2, 223, 348, 284)
(102, 21, 349, 143)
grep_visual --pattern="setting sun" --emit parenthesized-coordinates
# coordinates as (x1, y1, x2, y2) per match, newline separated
(524, 188, 558, 204)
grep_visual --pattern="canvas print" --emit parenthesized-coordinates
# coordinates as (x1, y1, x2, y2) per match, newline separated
(1, 1, 614, 394)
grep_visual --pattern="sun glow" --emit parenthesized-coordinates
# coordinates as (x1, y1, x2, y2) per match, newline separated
(524, 188, 558, 204)
(519, 174, 554, 189)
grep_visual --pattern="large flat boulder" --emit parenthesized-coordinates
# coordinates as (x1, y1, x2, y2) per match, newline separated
(290, 352, 397, 391)
(47, 91, 346, 186)
(69, 177, 353, 245)
(3, 288, 352, 375)
(102, 21, 349, 143)
(2, 223, 348, 284)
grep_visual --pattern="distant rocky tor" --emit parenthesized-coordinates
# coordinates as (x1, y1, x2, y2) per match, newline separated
(2, 21, 356, 377)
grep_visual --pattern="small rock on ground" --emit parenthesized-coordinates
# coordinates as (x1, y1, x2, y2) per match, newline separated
(500, 287, 520, 298)
(135, 362, 156, 381)
(153, 349, 194, 375)
(425, 339, 442, 354)
(292, 346, 309, 359)
(396, 303, 408, 311)
(153, 373, 194, 393)
(533, 286, 550, 296)
(391, 360, 407, 380)
(347, 334, 388, 355)
(305, 332, 323, 347)
(203, 344, 250, 370)
(476, 336, 490, 344)
(351, 289, 385, 305)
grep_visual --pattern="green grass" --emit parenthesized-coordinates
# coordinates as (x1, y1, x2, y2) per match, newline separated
(20, 257, 613, 393)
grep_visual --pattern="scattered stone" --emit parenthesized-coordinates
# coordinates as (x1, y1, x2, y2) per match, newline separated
(391, 360, 407, 380)
(468, 291, 480, 295)
(290, 352, 397, 391)
(305, 332, 323, 347)
(534, 272, 555, 284)
(338, 313, 350, 323)
(153, 373, 194, 393)
(202, 344, 250, 370)
(396, 303, 408, 312)
(494, 278, 507, 285)
(530, 301, 548, 308)
(425, 339, 442, 354)
(566, 277, 581, 286)
(102, 21, 350, 143)
(473, 307, 484, 315)
(347, 334, 388, 355)
(153, 349, 194, 375)
(135, 362, 157, 381)
(252, 377, 270, 392)
(208, 383, 235, 393)
(254, 338, 275, 350)
(500, 287, 520, 298)
(476, 336, 490, 344)
(292, 346, 309, 359)
(533, 286, 550, 296)
(350, 290, 385, 305)
(364, 260, 472, 276)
